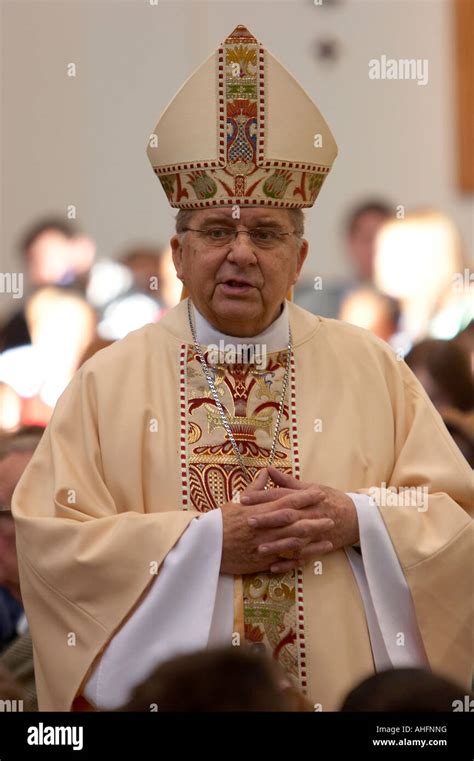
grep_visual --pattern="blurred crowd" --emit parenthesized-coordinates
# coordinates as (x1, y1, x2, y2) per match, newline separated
(1, 203, 472, 458)
(296, 201, 474, 467)
(0, 203, 472, 712)
(0, 218, 182, 428)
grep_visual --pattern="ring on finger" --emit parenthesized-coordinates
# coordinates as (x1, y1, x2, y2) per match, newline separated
(279, 549, 297, 560)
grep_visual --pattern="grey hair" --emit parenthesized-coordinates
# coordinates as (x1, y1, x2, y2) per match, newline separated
(175, 207, 305, 240)
(287, 209, 305, 238)
(175, 209, 196, 235)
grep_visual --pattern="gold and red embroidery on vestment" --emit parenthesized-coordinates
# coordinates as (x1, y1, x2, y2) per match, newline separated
(180, 345, 306, 689)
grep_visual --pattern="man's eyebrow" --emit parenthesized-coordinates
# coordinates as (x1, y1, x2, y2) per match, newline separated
(247, 219, 288, 229)
(197, 215, 288, 229)
(197, 215, 235, 226)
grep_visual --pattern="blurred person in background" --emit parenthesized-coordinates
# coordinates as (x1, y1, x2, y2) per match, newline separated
(0, 427, 43, 710)
(121, 245, 165, 307)
(79, 245, 183, 370)
(0, 588, 22, 656)
(0, 219, 98, 426)
(295, 199, 392, 318)
(0, 288, 97, 427)
(406, 339, 474, 466)
(0, 217, 96, 353)
(157, 247, 184, 309)
(374, 210, 472, 345)
(119, 646, 312, 712)
(121, 245, 182, 310)
(0, 382, 22, 432)
(345, 200, 393, 284)
(454, 319, 474, 373)
(86, 253, 168, 342)
(0, 661, 26, 706)
(339, 287, 401, 344)
(78, 337, 115, 367)
(340, 668, 471, 712)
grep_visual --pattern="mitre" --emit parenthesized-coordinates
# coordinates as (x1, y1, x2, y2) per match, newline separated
(146, 24, 338, 209)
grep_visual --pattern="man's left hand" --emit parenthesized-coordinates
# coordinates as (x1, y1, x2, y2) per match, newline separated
(241, 466, 360, 573)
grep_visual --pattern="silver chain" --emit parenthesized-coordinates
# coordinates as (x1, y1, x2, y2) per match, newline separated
(187, 299, 292, 486)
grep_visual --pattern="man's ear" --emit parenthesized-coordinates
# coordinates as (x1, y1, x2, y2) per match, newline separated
(170, 235, 184, 281)
(293, 239, 309, 284)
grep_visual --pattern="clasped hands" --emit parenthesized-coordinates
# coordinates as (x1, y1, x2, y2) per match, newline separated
(220, 466, 360, 575)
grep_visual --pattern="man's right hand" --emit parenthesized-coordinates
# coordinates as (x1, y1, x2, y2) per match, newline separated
(220, 469, 334, 575)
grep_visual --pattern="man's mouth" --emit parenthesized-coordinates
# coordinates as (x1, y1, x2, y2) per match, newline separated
(219, 279, 255, 294)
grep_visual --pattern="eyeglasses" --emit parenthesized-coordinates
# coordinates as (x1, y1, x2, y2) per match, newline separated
(182, 227, 296, 249)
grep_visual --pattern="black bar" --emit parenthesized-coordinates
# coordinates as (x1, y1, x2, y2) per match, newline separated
(0, 711, 472, 759)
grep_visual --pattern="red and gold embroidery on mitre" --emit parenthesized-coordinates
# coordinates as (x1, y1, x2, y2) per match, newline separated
(147, 25, 338, 209)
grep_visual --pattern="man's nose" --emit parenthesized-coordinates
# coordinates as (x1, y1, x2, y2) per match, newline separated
(226, 232, 258, 265)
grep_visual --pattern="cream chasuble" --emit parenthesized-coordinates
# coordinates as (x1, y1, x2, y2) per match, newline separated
(12, 299, 473, 711)
(82, 304, 427, 711)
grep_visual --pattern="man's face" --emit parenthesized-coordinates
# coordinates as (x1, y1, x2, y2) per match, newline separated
(171, 208, 308, 336)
